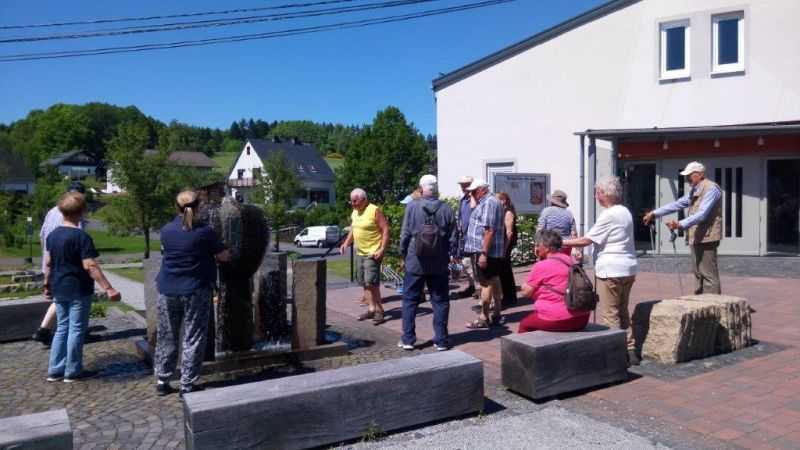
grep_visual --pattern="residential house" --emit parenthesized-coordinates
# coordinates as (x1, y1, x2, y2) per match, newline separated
(228, 137, 336, 207)
(40, 150, 98, 179)
(433, 0, 800, 255)
(105, 150, 217, 194)
(0, 151, 35, 194)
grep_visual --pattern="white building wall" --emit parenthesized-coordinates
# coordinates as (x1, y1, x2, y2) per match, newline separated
(228, 141, 264, 181)
(436, 0, 800, 225)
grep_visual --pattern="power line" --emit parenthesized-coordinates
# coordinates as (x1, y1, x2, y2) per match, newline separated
(0, 0, 513, 62)
(0, 0, 443, 44)
(0, 0, 362, 30)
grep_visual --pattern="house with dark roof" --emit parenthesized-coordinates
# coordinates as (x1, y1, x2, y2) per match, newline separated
(433, 0, 800, 256)
(228, 137, 335, 207)
(39, 150, 98, 179)
(0, 151, 35, 194)
(104, 150, 218, 194)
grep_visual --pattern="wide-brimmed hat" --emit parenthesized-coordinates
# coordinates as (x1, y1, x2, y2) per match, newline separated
(680, 161, 706, 176)
(550, 190, 568, 207)
(458, 175, 474, 185)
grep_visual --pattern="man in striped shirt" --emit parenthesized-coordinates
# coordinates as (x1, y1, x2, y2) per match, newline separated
(464, 179, 506, 329)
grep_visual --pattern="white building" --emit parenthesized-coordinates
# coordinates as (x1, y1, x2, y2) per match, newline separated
(434, 0, 800, 256)
(228, 138, 336, 207)
(105, 151, 217, 194)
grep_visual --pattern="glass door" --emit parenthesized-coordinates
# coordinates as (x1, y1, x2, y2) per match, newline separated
(622, 163, 657, 253)
(767, 159, 800, 254)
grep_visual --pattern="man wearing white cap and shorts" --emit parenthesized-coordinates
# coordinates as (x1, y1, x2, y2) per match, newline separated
(644, 161, 723, 294)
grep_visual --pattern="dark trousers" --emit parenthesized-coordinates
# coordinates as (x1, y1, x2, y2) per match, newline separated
(499, 257, 517, 305)
(690, 242, 721, 294)
(401, 272, 450, 347)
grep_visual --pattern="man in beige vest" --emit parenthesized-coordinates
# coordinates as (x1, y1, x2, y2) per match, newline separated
(644, 161, 723, 294)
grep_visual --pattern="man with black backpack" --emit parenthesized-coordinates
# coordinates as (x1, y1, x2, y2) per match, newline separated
(397, 175, 456, 351)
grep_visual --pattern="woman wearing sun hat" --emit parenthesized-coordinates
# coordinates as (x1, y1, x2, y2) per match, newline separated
(536, 189, 578, 256)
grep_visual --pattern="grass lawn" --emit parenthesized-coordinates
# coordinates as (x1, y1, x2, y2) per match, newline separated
(324, 157, 344, 172)
(108, 267, 144, 283)
(0, 290, 40, 300)
(327, 259, 353, 280)
(213, 152, 238, 176)
(0, 230, 160, 258)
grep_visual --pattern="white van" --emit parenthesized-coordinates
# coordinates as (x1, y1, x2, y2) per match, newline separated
(293, 226, 340, 248)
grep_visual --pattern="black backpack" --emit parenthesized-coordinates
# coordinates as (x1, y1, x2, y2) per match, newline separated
(542, 257, 598, 312)
(415, 202, 442, 257)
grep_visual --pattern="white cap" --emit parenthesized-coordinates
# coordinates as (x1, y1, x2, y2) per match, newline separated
(419, 174, 438, 188)
(680, 161, 706, 176)
(458, 175, 474, 185)
(465, 178, 489, 191)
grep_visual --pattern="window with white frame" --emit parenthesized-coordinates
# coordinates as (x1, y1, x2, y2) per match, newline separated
(712, 12, 744, 74)
(659, 19, 691, 80)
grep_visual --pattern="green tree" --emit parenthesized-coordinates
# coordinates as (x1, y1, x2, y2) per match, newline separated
(250, 152, 302, 251)
(107, 122, 173, 258)
(335, 106, 431, 207)
(8, 104, 92, 169)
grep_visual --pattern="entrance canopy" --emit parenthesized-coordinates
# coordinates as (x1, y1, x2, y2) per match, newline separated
(574, 121, 800, 256)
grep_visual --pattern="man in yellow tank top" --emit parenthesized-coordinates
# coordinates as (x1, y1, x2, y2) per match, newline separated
(340, 188, 391, 324)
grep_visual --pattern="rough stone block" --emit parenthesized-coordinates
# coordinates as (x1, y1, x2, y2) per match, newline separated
(0, 297, 51, 342)
(678, 294, 753, 352)
(0, 408, 72, 450)
(183, 351, 484, 450)
(252, 252, 289, 342)
(142, 254, 162, 350)
(291, 259, 326, 350)
(501, 324, 628, 400)
(633, 300, 719, 364)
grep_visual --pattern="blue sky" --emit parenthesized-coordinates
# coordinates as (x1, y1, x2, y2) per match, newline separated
(0, 0, 605, 135)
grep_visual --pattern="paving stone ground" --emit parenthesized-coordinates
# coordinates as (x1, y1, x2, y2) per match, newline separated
(327, 267, 800, 450)
(2, 260, 798, 450)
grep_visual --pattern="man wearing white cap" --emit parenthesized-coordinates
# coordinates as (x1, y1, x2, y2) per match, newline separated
(453, 176, 477, 298)
(397, 174, 456, 350)
(644, 161, 723, 294)
(463, 179, 506, 328)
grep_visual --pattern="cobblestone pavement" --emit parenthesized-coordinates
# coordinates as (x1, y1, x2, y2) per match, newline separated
(0, 310, 413, 450)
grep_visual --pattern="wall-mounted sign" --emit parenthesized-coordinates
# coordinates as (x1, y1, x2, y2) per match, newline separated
(493, 173, 551, 215)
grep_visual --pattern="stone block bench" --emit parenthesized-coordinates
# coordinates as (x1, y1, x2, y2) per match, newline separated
(183, 351, 484, 450)
(0, 409, 72, 449)
(632, 294, 753, 364)
(501, 324, 628, 400)
(0, 297, 50, 342)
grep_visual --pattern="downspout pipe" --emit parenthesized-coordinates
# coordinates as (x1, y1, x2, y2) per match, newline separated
(579, 134, 585, 236)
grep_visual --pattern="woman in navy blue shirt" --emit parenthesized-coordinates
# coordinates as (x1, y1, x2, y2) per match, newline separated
(43, 192, 121, 382)
(154, 190, 229, 396)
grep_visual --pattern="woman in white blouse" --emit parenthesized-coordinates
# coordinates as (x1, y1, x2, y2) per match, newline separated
(563, 175, 639, 364)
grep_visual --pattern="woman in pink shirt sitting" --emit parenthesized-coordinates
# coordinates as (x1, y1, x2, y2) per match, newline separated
(518, 230, 590, 333)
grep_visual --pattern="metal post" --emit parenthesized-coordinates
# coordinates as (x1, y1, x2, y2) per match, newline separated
(349, 245, 354, 282)
(579, 135, 586, 236)
(25, 216, 33, 265)
(588, 137, 597, 230)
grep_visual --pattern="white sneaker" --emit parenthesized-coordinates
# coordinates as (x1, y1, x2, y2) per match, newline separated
(397, 341, 414, 351)
(434, 344, 449, 352)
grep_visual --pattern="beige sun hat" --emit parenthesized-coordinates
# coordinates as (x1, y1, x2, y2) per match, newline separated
(550, 190, 569, 208)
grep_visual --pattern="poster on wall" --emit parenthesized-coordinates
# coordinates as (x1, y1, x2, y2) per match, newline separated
(493, 173, 551, 215)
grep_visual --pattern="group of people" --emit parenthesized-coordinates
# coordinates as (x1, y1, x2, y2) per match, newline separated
(37, 159, 721, 393)
(339, 160, 723, 365)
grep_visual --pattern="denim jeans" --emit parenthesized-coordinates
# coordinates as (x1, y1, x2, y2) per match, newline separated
(401, 272, 450, 347)
(48, 295, 92, 378)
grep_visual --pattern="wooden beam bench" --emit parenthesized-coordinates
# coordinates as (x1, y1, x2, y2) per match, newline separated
(183, 351, 484, 450)
(0, 297, 51, 342)
(501, 324, 628, 400)
(0, 409, 72, 450)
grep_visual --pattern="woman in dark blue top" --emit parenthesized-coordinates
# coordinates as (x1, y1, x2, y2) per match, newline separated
(44, 192, 121, 382)
(154, 190, 229, 396)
